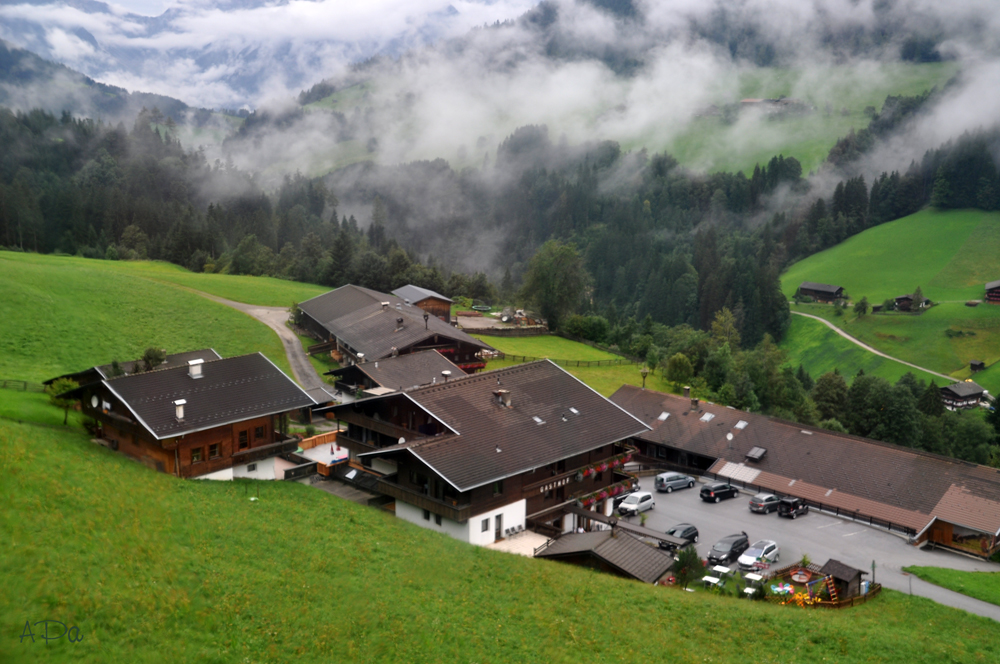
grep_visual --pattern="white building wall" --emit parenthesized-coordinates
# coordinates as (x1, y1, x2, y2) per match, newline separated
(193, 456, 283, 481)
(395, 499, 527, 546)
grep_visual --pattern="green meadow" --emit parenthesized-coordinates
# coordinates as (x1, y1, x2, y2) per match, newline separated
(780, 210, 1000, 387)
(472, 334, 621, 362)
(0, 252, 311, 383)
(904, 567, 1000, 608)
(4, 418, 1000, 663)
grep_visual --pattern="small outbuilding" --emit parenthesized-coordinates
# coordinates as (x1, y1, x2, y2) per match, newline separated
(894, 294, 931, 312)
(971, 360, 986, 373)
(819, 559, 868, 599)
(798, 282, 844, 303)
(391, 284, 453, 321)
(534, 528, 676, 584)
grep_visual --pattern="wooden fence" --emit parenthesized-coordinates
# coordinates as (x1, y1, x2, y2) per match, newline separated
(470, 327, 550, 338)
(299, 431, 338, 450)
(1, 379, 45, 392)
(493, 352, 638, 368)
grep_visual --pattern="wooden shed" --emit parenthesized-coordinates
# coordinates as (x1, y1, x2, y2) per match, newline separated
(819, 559, 867, 599)
(986, 279, 1000, 304)
(798, 282, 844, 303)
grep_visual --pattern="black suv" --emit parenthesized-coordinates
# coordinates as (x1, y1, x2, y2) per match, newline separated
(707, 533, 750, 565)
(659, 523, 699, 551)
(778, 497, 808, 519)
(700, 482, 739, 503)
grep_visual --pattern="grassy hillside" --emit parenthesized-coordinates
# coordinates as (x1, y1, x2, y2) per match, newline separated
(904, 567, 1000, 608)
(4, 418, 1000, 663)
(472, 334, 621, 362)
(780, 315, 942, 385)
(780, 210, 1000, 388)
(0, 252, 307, 382)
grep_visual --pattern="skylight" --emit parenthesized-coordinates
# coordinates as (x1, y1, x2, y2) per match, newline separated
(700, 412, 715, 422)
(533, 416, 545, 425)
(569, 407, 579, 415)
(658, 411, 669, 421)
(735, 420, 748, 430)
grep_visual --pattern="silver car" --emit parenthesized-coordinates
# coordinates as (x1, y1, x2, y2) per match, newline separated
(737, 539, 780, 572)
(617, 491, 655, 516)
(654, 472, 695, 493)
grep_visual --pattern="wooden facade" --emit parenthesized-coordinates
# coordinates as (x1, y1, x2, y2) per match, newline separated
(412, 296, 451, 322)
(986, 280, 1000, 304)
(798, 282, 843, 303)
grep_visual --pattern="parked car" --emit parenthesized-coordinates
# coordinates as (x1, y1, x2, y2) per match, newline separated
(612, 485, 640, 510)
(749, 493, 780, 514)
(617, 491, 654, 516)
(700, 482, 739, 503)
(654, 472, 695, 493)
(707, 533, 750, 566)
(777, 496, 808, 519)
(737, 539, 780, 571)
(659, 523, 699, 551)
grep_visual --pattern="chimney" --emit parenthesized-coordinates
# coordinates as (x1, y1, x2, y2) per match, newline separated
(391, 346, 398, 357)
(174, 399, 186, 421)
(423, 312, 429, 329)
(683, 385, 690, 399)
(381, 301, 390, 311)
(188, 358, 204, 379)
(691, 397, 699, 411)
(494, 388, 511, 408)
(357, 352, 365, 363)
(395, 317, 404, 332)
(441, 370, 452, 383)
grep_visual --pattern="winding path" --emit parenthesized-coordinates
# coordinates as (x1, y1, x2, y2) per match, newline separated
(790, 311, 955, 382)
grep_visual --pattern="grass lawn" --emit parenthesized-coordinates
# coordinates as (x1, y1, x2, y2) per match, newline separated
(904, 567, 1000, 608)
(780, 210, 1000, 384)
(295, 330, 341, 384)
(4, 418, 1000, 663)
(780, 314, 944, 385)
(0, 252, 296, 383)
(472, 334, 622, 362)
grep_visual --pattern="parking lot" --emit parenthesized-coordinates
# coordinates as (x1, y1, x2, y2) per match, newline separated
(618, 477, 1000, 620)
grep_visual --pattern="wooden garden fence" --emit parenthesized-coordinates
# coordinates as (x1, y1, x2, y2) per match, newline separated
(0, 379, 45, 392)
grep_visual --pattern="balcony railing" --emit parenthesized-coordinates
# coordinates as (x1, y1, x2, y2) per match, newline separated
(335, 411, 426, 441)
(376, 478, 472, 522)
(335, 432, 381, 454)
(231, 437, 299, 465)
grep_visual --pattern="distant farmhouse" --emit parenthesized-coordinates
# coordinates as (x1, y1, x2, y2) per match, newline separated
(894, 293, 931, 312)
(986, 279, 1000, 304)
(325, 350, 462, 398)
(940, 381, 987, 411)
(611, 387, 1000, 558)
(59, 353, 315, 479)
(298, 284, 493, 373)
(797, 281, 844, 303)
(317, 360, 649, 545)
(391, 285, 452, 322)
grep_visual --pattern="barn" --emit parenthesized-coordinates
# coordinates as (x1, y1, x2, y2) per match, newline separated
(797, 282, 844, 302)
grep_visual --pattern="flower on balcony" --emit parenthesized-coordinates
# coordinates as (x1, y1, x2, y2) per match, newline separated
(598, 462, 609, 472)
(597, 491, 609, 500)
(624, 453, 634, 463)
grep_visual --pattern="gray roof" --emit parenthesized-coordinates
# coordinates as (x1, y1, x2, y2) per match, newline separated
(392, 284, 452, 305)
(360, 360, 650, 491)
(942, 381, 985, 398)
(536, 530, 675, 583)
(799, 282, 842, 294)
(986, 280, 1000, 291)
(299, 285, 490, 360)
(45, 349, 222, 386)
(69, 353, 315, 439)
(820, 559, 866, 582)
(327, 351, 461, 391)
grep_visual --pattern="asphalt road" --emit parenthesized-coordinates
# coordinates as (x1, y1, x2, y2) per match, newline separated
(622, 478, 1000, 621)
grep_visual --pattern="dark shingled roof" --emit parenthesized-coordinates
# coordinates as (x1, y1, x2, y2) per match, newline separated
(820, 559, 866, 582)
(799, 282, 842, 294)
(392, 284, 452, 304)
(79, 353, 315, 439)
(298, 285, 490, 360)
(362, 360, 649, 491)
(942, 381, 985, 398)
(536, 530, 675, 583)
(326, 350, 462, 391)
(45, 349, 222, 386)
(610, 385, 1000, 536)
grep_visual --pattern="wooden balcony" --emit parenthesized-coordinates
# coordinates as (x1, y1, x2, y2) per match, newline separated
(231, 437, 299, 464)
(334, 411, 425, 442)
(335, 432, 381, 454)
(376, 479, 472, 522)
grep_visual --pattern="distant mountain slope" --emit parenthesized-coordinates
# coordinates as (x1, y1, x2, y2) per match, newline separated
(0, 38, 213, 125)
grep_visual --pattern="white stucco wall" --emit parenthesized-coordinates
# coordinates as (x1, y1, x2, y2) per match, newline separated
(395, 498, 527, 546)
(233, 456, 278, 480)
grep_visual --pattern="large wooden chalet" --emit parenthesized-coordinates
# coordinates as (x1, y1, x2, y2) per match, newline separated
(60, 353, 316, 479)
(986, 279, 1000, 304)
(611, 386, 1000, 558)
(316, 360, 649, 545)
(940, 381, 986, 410)
(298, 284, 493, 373)
(798, 281, 843, 302)
(391, 284, 452, 321)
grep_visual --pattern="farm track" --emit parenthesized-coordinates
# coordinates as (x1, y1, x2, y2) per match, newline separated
(790, 311, 955, 382)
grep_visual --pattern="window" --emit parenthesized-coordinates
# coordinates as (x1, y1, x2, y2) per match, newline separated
(191, 447, 203, 463)
(247, 463, 257, 472)
(238, 430, 249, 450)
(482, 518, 489, 532)
(435, 514, 442, 526)
(544, 489, 552, 500)
(657, 446, 667, 459)
(423, 509, 431, 521)
(492, 480, 503, 496)
(255, 425, 265, 439)
(209, 443, 220, 458)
